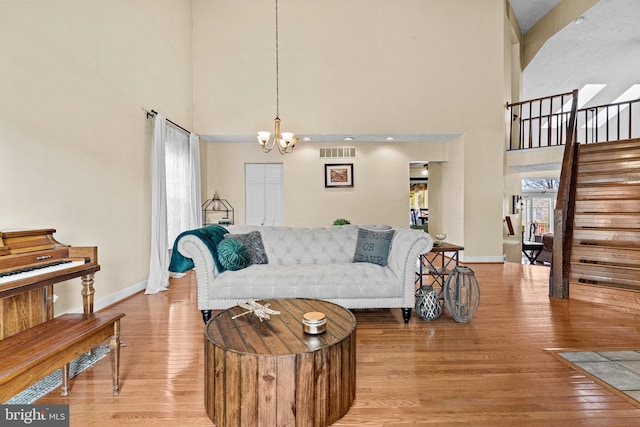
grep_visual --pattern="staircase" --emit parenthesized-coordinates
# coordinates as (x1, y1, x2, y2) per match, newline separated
(568, 138, 640, 309)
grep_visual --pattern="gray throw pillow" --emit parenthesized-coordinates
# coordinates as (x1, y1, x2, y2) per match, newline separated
(223, 230, 269, 265)
(353, 227, 394, 266)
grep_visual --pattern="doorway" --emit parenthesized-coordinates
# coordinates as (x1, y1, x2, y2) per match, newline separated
(409, 162, 428, 227)
(245, 163, 284, 226)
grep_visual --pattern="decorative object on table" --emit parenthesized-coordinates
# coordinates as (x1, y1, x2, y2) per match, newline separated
(202, 194, 234, 226)
(325, 163, 354, 187)
(415, 284, 442, 321)
(302, 311, 327, 334)
(443, 266, 480, 322)
(333, 218, 351, 225)
(232, 300, 281, 322)
(256, 0, 299, 154)
(434, 233, 447, 245)
(212, 191, 220, 210)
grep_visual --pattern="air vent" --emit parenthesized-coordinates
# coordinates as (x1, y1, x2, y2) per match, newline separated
(319, 147, 356, 159)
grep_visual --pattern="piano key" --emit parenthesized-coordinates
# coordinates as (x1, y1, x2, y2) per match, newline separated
(0, 260, 86, 284)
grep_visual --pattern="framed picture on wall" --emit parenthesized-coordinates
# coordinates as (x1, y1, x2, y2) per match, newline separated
(325, 163, 354, 188)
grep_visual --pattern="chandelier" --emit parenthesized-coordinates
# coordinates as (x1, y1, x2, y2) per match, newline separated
(257, 0, 299, 154)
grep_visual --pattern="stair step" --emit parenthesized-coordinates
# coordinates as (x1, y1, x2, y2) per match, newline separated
(576, 199, 640, 213)
(569, 263, 640, 290)
(578, 138, 640, 154)
(571, 245, 640, 266)
(575, 239, 640, 249)
(573, 228, 640, 243)
(576, 168, 640, 185)
(576, 183, 640, 200)
(574, 212, 640, 228)
(569, 277, 640, 292)
(577, 158, 640, 173)
(579, 150, 640, 165)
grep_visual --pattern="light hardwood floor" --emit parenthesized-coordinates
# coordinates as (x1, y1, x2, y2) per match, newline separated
(38, 262, 640, 426)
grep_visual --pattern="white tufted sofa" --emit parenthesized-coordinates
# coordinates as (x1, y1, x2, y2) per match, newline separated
(175, 224, 433, 323)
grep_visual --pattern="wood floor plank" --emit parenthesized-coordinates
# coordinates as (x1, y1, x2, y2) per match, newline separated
(33, 263, 640, 426)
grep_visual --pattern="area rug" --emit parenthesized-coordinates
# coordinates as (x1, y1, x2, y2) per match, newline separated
(2, 345, 109, 405)
(548, 348, 640, 408)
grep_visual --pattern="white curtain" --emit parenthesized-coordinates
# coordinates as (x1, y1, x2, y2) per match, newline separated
(188, 133, 203, 227)
(146, 116, 202, 294)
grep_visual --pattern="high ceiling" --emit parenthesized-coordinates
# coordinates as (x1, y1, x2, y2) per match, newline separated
(511, 0, 640, 108)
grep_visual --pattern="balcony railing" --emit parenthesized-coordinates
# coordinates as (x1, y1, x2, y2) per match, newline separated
(575, 99, 640, 143)
(507, 92, 640, 150)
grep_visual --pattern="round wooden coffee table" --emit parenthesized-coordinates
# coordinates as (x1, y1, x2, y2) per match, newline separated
(204, 298, 357, 426)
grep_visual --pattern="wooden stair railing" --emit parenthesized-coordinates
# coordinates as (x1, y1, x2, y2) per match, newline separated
(551, 89, 579, 298)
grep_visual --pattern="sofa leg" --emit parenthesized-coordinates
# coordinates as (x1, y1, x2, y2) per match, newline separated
(401, 308, 411, 323)
(201, 310, 212, 324)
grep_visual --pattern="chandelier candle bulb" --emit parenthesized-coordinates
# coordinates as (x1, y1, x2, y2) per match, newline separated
(302, 311, 326, 334)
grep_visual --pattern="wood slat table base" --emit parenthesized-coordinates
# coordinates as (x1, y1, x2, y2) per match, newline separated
(205, 299, 356, 427)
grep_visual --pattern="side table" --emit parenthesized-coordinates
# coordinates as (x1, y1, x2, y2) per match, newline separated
(416, 242, 464, 294)
(204, 298, 356, 427)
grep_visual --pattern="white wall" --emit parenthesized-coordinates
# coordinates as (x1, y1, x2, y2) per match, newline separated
(0, 0, 527, 315)
(0, 0, 194, 313)
(205, 141, 449, 228)
(195, 0, 511, 260)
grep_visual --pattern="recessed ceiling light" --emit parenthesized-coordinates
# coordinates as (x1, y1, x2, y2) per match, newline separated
(385, 136, 395, 141)
(302, 137, 312, 141)
(343, 137, 354, 141)
(574, 16, 585, 25)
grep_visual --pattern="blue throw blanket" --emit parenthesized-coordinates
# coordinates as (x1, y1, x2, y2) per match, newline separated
(168, 225, 228, 273)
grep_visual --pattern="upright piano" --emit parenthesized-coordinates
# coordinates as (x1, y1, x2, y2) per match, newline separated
(0, 229, 99, 340)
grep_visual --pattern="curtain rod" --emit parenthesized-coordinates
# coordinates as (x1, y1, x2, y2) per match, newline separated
(143, 108, 191, 135)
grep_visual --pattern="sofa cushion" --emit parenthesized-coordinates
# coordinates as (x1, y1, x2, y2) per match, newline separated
(353, 227, 395, 266)
(224, 231, 269, 265)
(245, 225, 359, 266)
(217, 238, 251, 271)
(211, 263, 402, 300)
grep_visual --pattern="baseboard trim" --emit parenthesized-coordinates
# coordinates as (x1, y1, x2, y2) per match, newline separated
(461, 255, 504, 263)
(67, 279, 148, 314)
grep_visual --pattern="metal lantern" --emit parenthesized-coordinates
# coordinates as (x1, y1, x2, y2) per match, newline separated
(444, 266, 480, 322)
(415, 285, 442, 321)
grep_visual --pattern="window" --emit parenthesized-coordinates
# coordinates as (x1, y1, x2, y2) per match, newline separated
(164, 124, 193, 247)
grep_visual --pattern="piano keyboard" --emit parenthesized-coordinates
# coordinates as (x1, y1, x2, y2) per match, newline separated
(0, 260, 86, 284)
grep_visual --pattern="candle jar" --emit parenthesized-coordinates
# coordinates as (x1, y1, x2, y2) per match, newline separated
(302, 311, 326, 334)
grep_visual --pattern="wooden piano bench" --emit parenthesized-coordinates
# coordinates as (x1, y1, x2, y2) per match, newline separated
(0, 311, 125, 402)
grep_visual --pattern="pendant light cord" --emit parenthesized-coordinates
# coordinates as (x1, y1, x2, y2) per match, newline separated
(275, 0, 280, 119)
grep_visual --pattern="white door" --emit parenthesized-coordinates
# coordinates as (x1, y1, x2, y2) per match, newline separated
(245, 163, 283, 225)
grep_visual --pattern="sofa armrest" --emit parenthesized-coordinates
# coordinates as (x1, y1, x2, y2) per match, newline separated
(176, 234, 219, 311)
(386, 228, 434, 307)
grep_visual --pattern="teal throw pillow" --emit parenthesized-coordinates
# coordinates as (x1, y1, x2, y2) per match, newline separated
(353, 227, 395, 266)
(223, 231, 269, 265)
(217, 238, 251, 271)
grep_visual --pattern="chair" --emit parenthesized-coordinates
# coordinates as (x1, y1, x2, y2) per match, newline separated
(536, 233, 553, 265)
(419, 208, 428, 225)
(522, 230, 543, 264)
(410, 209, 419, 226)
